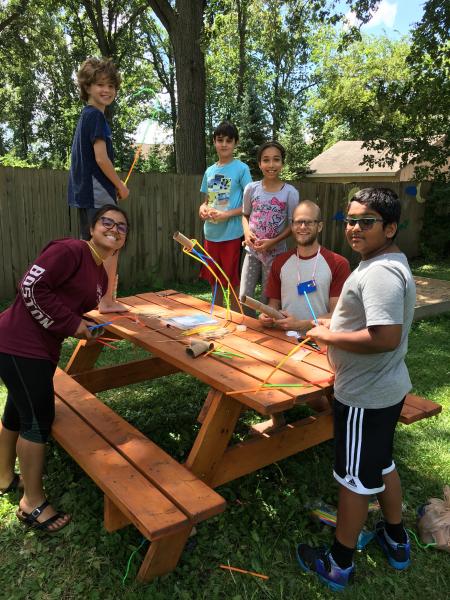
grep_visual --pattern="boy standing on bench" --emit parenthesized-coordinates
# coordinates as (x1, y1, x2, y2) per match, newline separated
(297, 188, 416, 591)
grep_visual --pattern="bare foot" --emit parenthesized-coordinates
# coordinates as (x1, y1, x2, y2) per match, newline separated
(18, 498, 71, 532)
(98, 299, 129, 314)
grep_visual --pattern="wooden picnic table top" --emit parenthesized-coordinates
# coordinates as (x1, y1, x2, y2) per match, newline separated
(85, 289, 334, 416)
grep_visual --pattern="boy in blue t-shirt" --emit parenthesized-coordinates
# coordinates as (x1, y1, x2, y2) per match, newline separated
(68, 57, 129, 312)
(199, 121, 252, 309)
(297, 188, 415, 591)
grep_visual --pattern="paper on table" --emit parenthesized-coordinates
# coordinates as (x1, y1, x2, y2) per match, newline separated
(165, 314, 219, 330)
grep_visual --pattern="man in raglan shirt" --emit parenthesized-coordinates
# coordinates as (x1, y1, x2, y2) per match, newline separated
(260, 200, 351, 336)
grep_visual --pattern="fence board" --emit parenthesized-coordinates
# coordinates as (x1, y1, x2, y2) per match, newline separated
(0, 167, 425, 302)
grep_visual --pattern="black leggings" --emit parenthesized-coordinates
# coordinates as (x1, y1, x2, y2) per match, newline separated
(0, 353, 56, 443)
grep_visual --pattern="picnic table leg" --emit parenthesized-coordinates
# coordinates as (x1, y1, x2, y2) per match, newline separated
(186, 389, 242, 485)
(196, 388, 215, 423)
(137, 525, 192, 582)
(65, 339, 103, 375)
(103, 496, 131, 531)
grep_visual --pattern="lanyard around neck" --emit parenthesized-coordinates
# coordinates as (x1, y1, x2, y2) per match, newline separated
(297, 246, 321, 284)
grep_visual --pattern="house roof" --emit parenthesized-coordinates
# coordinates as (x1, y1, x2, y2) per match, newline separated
(307, 140, 402, 177)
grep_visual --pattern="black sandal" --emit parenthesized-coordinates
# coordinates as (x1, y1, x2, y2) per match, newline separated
(0, 473, 22, 496)
(16, 500, 71, 533)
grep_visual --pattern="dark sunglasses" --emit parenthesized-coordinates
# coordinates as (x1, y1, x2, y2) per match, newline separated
(99, 216, 128, 235)
(344, 217, 384, 231)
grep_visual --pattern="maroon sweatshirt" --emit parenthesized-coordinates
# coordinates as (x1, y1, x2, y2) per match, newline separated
(0, 239, 108, 364)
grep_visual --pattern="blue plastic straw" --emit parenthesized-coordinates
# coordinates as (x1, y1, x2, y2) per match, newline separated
(303, 291, 319, 324)
(88, 321, 113, 330)
(191, 248, 209, 261)
(210, 279, 218, 314)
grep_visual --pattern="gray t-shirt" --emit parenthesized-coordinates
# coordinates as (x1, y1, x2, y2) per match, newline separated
(328, 252, 416, 409)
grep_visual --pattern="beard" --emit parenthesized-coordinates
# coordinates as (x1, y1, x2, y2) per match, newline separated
(296, 231, 318, 247)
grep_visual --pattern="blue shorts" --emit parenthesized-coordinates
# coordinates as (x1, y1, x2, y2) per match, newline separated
(333, 397, 405, 495)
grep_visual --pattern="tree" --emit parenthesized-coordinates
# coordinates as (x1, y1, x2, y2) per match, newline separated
(0, 0, 30, 34)
(364, 0, 450, 181)
(146, 1, 206, 174)
(0, 0, 158, 170)
(237, 82, 269, 176)
(279, 106, 314, 179)
(305, 27, 412, 158)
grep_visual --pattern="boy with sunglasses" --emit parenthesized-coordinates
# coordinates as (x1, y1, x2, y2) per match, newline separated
(296, 188, 416, 591)
(68, 57, 129, 312)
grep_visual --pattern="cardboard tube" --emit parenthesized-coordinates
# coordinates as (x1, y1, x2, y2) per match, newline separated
(186, 340, 214, 357)
(173, 231, 194, 251)
(240, 295, 284, 320)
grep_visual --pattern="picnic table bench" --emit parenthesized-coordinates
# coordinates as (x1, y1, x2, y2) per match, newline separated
(53, 289, 442, 581)
(52, 368, 225, 582)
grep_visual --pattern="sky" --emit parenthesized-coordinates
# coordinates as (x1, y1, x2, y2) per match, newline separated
(344, 0, 425, 38)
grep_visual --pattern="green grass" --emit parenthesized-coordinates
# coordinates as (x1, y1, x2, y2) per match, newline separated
(0, 284, 449, 599)
(411, 257, 450, 281)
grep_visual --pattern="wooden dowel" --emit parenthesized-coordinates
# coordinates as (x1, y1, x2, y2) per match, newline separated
(219, 565, 269, 580)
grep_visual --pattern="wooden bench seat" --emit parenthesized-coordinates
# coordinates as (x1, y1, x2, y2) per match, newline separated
(399, 393, 442, 424)
(52, 368, 226, 582)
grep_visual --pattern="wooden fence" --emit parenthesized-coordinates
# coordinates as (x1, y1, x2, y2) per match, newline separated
(0, 167, 426, 301)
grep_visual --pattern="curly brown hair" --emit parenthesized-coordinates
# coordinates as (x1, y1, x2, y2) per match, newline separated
(77, 57, 122, 103)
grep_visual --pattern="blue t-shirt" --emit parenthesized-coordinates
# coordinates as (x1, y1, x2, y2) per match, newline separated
(200, 159, 252, 242)
(68, 105, 116, 209)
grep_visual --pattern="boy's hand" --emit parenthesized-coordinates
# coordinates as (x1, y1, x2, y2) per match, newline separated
(199, 203, 210, 220)
(74, 319, 93, 340)
(208, 208, 227, 221)
(259, 313, 274, 327)
(306, 324, 331, 347)
(254, 238, 274, 253)
(314, 318, 331, 329)
(117, 181, 129, 200)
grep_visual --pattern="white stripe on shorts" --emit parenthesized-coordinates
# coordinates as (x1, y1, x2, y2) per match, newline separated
(346, 406, 364, 478)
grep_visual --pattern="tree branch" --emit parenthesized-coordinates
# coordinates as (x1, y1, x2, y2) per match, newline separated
(0, 0, 30, 34)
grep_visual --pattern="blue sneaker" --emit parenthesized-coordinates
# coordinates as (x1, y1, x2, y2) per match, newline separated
(296, 544, 354, 592)
(375, 521, 411, 570)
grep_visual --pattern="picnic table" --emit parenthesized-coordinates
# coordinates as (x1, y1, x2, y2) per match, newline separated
(64, 290, 337, 486)
(52, 289, 441, 581)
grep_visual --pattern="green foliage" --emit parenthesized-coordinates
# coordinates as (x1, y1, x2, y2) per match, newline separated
(0, 0, 163, 172)
(279, 105, 315, 179)
(364, 1, 450, 182)
(1, 300, 449, 599)
(237, 82, 269, 176)
(418, 183, 450, 260)
(306, 26, 412, 157)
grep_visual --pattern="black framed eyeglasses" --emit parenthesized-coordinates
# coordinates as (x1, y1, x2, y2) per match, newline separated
(99, 216, 128, 235)
(292, 219, 319, 227)
(344, 217, 384, 231)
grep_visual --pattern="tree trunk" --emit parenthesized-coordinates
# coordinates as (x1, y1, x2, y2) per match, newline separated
(147, 0, 206, 174)
(236, 0, 248, 106)
(171, 2, 206, 174)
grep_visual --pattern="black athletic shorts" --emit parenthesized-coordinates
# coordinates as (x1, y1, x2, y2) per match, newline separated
(333, 397, 405, 495)
(0, 352, 56, 443)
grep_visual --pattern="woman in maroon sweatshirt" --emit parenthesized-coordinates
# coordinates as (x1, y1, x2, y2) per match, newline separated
(0, 204, 129, 532)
